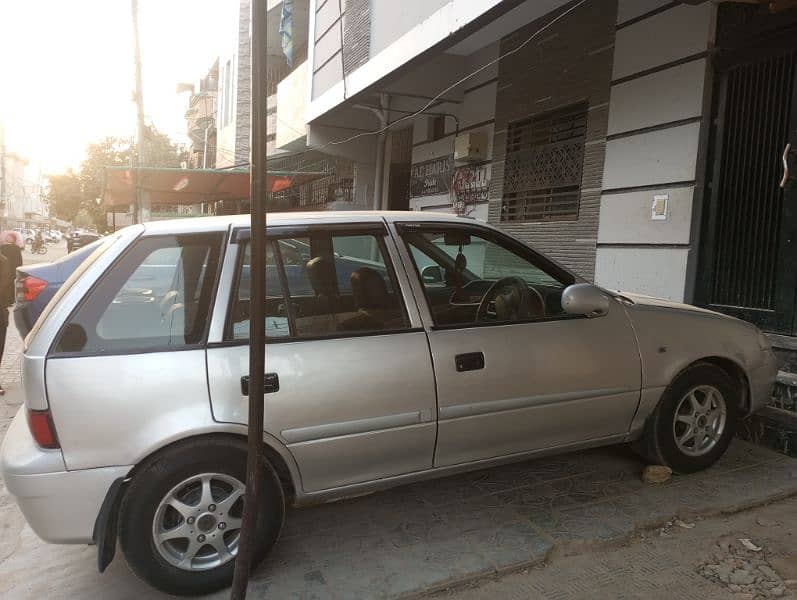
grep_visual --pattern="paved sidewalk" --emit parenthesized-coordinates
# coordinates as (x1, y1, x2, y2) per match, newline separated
(435, 495, 797, 599)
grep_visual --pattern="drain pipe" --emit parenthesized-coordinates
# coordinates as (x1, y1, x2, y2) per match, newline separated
(354, 93, 390, 210)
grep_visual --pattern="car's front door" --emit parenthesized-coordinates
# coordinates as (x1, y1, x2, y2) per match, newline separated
(206, 224, 437, 492)
(395, 222, 641, 467)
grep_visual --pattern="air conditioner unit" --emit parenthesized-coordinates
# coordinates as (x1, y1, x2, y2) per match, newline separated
(453, 132, 487, 163)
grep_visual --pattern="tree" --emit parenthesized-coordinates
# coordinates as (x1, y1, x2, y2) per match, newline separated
(48, 126, 187, 231)
(47, 171, 83, 222)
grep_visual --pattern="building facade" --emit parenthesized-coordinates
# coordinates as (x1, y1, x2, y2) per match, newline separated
(273, 0, 797, 447)
(215, 0, 311, 168)
(185, 61, 219, 170)
(0, 143, 48, 229)
(287, 0, 794, 322)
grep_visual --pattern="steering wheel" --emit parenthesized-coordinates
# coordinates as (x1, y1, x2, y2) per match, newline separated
(476, 277, 546, 323)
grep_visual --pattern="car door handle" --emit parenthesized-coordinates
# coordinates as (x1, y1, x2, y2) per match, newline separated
(455, 352, 485, 372)
(240, 373, 280, 395)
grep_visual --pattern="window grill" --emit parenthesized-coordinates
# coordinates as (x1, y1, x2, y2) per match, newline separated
(501, 103, 588, 222)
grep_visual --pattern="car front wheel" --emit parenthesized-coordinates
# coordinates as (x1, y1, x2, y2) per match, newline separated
(636, 363, 740, 474)
(118, 436, 285, 596)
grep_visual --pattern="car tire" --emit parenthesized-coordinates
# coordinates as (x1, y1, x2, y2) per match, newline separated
(635, 363, 740, 474)
(118, 436, 285, 596)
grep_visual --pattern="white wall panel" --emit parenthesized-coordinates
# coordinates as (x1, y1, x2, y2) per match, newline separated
(603, 122, 701, 189)
(598, 186, 694, 245)
(314, 24, 343, 71)
(612, 3, 712, 80)
(607, 59, 706, 135)
(595, 247, 689, 301)
(616, 0, 670, 25)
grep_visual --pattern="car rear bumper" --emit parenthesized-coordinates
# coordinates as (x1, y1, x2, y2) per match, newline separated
(0, 408, 132, 544)
(748, 349, 779, 415)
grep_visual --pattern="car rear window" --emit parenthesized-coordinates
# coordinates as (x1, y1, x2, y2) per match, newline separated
(26, 235, 119, 347)
(52, 233, 223, 355)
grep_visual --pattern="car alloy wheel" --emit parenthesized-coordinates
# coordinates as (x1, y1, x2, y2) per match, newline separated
(672, 384, 727, 457)
(152, 472, 245, 572)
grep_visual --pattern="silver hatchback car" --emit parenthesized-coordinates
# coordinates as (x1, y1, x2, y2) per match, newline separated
(0, 212, 778, 595)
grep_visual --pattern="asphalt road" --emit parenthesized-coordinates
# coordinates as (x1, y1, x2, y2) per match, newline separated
(23, 239, 68, 266)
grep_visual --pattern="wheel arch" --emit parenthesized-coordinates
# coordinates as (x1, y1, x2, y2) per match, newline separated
(680, 356, 751, 414)
(122, 431, 299, 504)
(630, 354, 751, 440)
(92, 430, 301, 573)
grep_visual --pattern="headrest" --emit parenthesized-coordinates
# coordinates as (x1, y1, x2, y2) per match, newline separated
(306, 256, 338, 297)
(351, 268, 389, 310)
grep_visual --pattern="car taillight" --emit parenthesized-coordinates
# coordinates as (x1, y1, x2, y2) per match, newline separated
(20, 276, 48, 302)
(26, 408, 60, 449)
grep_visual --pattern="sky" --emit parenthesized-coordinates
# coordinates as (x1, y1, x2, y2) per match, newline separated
(0, 0, 227, 175)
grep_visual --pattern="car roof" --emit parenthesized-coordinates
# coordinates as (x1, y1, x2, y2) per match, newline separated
(140, 211, 479, 235)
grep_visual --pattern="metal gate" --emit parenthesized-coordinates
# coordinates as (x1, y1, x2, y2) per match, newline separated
(701, 42, 797, 334)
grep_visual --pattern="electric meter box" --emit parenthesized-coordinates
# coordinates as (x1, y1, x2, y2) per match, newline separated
(453, 132, 487, 163)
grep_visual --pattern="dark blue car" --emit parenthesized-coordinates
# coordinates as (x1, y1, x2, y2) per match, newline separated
(14, 240, 103, 337)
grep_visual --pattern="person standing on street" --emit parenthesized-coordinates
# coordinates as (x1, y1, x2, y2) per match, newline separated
(0, 231, 23, 395)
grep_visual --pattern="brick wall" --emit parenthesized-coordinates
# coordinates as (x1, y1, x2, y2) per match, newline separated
(344, 0, 370, 74)
(488, 0, 617, 280)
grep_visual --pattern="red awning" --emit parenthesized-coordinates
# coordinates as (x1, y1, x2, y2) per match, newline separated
(102, 167, 326, 207)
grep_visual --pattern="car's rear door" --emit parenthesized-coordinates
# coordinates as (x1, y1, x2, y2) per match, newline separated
(206, 222, 437, 493)
(393, 220, 641, 467)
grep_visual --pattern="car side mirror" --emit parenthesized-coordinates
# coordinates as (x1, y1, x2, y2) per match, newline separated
(561, 283, 610, 318)
(421, 265, 445, 285)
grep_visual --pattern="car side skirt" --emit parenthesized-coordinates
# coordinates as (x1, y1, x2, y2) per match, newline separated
(291, 432, 631, 507)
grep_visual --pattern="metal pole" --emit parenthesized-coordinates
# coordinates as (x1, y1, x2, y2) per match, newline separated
(131, 0, 149, 223)
(230, 0, 267, 597)
(372, 93, 389, 210)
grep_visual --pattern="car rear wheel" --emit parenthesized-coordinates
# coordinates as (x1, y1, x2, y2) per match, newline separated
(118, 437, 284, 596)
(636, 363, 740, 474)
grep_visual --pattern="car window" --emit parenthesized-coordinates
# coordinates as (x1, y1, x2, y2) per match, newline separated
(28, 235, 120, 345)
(401, 226, 574, 328)
(227, 241, 291, 340)
(52, 233, 223, 354)
(226, 230, 409, 340)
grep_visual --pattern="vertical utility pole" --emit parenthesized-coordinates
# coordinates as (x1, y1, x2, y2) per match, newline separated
(230, 0, 267, 597)
(131, 0, 149, 223)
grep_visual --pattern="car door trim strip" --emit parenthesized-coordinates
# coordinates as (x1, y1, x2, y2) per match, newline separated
(282, 410, 426, 444)
(439, 387, 637, 421)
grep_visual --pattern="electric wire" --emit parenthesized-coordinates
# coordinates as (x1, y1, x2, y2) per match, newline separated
(313, 0, 589, 151)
